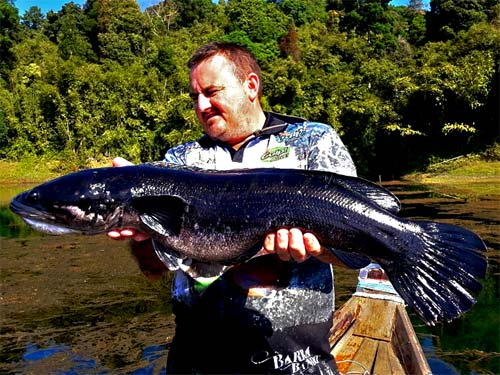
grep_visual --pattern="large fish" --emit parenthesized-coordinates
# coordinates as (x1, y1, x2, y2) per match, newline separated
(10, 163, 487, 325)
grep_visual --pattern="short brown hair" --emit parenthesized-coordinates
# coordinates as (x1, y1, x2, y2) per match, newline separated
(188, 42, 262, 98)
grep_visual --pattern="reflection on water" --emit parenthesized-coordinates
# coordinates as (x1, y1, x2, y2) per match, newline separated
(1, 205, 37, 238)
(1, 182, 499, 374)
(1, 184, 38, 239)
(420, 336, 462, 374)
(19, 342, 167, 374)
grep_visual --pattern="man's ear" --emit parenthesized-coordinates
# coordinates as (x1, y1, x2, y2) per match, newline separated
(246, 72, 260, 101)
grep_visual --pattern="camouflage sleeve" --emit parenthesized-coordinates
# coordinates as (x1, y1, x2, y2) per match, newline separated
(306, 123, 357, 177)
(164, 144, 187, 165)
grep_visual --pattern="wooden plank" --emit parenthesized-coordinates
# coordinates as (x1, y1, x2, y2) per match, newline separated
(392, 305, 432, 375)
(373, 341, 406, 375)
(333, 334, 364, 374)
(353, 298, 397, 341)
(331, 295, 432, 375)
(330, 297, 362, 347)
(372, 341, 392, 375)
(348, 337, 378, 373)
(331, 322, 359, 359)
(386, 342, 406, 375)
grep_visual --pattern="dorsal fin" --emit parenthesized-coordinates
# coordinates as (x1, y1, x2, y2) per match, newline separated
(331, 176, 401, 214)
(296, 170, 401, 214)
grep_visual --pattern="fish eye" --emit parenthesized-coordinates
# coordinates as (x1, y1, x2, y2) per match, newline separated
(27, 191, 40, 204)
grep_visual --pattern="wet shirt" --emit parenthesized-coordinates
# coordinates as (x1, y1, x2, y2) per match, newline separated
(160, 112, 356, 374)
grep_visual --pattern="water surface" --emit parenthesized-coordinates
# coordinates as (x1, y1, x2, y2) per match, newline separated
(1, 182, 498, 374)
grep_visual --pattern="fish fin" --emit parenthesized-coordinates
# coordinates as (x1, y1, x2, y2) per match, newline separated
(328, 247, 371, 269)
(334, 177, 401, 214)
(185, 261, 227, 279)
(379, 221, 487, 325)
(301, 170, 401, 214)
(222, 242, 264, 265)
(236, 168, 401, 213)
(151, 240, 184, 270)
(132, 195, 188, 237)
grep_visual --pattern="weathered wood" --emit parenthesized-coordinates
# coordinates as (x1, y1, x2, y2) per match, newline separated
(350, 338, 378, 372)
(393, 304, 432, 375)
(373, 341, 406, 375)
(331, 326, 363, 374)
(330, 297, 362, 346)
(331, 294, 432, 375)
(353, 298, 397, 341)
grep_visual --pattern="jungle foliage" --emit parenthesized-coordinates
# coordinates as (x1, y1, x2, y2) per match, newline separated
(0, 0, 498, 178)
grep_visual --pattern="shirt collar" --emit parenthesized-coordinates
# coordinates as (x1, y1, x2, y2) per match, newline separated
(198, 111, 305, 148)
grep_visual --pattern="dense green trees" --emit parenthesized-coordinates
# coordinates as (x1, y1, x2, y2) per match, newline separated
(0, 0, 20, 78)
(0, 0, 498, 178)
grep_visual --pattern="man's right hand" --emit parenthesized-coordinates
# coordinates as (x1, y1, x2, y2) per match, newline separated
(111, 156, 134, 167)
(107, 157, 149, 242)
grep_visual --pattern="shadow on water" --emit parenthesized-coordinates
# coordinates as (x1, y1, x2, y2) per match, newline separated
(1, 182, 499, 374)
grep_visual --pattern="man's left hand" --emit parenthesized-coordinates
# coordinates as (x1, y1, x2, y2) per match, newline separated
(263, 228, 338, 264)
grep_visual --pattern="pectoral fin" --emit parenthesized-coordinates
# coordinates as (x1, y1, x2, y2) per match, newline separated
(132, 195, 188, 237)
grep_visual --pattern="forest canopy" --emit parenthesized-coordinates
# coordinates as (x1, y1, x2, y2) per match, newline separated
(0, 0, 498, 178)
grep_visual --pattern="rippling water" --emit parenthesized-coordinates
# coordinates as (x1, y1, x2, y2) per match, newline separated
(1, 182, 498, 374)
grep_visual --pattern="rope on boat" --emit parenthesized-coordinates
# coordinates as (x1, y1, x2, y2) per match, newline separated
(336, 359, 371, 375)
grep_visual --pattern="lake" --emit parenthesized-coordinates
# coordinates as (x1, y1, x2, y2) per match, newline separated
(1, 181, 499, 374)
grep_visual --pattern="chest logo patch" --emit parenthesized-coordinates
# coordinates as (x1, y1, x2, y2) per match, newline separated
(261, 146, 290, 162)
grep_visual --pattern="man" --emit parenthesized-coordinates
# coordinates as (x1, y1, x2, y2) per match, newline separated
(109, 42, 357, 374)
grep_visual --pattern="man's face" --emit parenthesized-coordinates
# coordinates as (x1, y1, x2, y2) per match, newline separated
(189, 54, 254, 145)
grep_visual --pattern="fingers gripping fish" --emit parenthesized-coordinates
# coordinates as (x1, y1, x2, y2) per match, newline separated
(10, 163, 487, 325)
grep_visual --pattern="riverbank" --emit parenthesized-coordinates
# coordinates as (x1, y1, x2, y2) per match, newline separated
(1, 154, 498, 199)
(403, 160, 500, 199)
(0, 158, 111, 185)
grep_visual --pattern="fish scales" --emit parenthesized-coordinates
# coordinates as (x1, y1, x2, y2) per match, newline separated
(9, 163, 487, 325)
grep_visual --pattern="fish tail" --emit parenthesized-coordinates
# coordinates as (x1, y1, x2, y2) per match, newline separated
(380, 221, 487, 325)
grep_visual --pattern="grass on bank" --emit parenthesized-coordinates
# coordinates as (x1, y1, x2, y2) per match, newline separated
(1, 144, 499, 198)
(404, 144, 500, 199)
(0, 157, 113, 185)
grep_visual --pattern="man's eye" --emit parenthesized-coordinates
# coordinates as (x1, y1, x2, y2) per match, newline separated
(189, 88, 221, 102)
(206, 88, 221, 97)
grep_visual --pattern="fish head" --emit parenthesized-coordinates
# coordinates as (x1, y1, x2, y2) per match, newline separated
(9, 168, 129, 235)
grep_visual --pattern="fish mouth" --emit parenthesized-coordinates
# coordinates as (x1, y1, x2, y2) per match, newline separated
(11, 196, 123, 235)
(10, 199, 82, 235)
(22, 217, 81, 235)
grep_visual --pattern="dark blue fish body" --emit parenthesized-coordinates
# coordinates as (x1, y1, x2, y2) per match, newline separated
(9, 163, 487, 325)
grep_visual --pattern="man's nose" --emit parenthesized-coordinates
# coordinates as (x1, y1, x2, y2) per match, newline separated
(196, 93, 211, 111)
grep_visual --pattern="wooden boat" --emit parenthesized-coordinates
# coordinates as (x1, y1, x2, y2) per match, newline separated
(330, 264, 433, 375)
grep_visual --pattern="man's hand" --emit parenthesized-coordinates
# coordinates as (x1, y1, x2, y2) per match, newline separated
(107, 228, 150, 241)
(263, 228, 342, 265)
(106, 157, 149, 242)
(111, 156, 134, 167)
